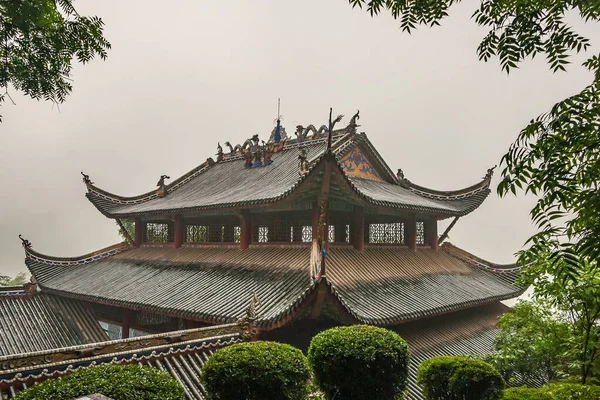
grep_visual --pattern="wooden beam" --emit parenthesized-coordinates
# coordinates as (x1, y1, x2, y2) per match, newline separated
(121, 310, 132, 339)
(425, 219, 438, 250)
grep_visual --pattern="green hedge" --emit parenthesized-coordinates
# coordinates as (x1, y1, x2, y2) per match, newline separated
(502, 386, 552, 400)
(416, 356, 505, 400)
(201, 341, 310, 400)
(502, 383, 600, 399)
(308, 325, 410, 400)
(13, 363, 184, 400)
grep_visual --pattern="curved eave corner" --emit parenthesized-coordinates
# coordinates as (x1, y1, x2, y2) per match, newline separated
(24, 242, 129, 270)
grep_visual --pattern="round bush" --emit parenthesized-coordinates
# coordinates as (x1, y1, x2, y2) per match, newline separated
(417, 356, 505, 400)
(201, 341, 310, 400)
(308, 325, 410, 400)
(13, 363, 184, 400)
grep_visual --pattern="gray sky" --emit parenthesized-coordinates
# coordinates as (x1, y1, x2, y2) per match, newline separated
(1, 0, 599, 276)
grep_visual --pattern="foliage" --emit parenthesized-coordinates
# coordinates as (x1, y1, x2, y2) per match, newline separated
(349, 0, 600, 387)
(0, 0, 110, 121)
(483, 300, 571, 386)
(502, 386, 552, 400)
(117, 219, 135, 241)
(308, 325, 410, 400)
(0, 271, 28, 286)
(502, 383, 600, 400)
(416, 356, 505, 400)
(13, 363, 184, 400)
(201, 341, 311, 400)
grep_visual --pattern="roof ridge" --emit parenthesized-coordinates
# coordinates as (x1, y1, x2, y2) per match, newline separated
(25, 243, 129, 267)
(441, 242, 524, 273)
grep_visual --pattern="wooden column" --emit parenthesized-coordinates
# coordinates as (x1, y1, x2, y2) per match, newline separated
(425, 219, 438, 250)
(121, 310, 132, 339)
(173, 216, 184, 248)
(352, 206, 364, 252)
(240, 211, 252, 250)
(405, 214, 417, 251)
(311, 201, 320, 241)
(134, 217, 143, 246)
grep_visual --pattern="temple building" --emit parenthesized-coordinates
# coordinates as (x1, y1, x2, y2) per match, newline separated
(2, 111, 525, 399)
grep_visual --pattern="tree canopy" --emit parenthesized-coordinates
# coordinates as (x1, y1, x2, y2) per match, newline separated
(0, 0, 110, 121)
(349, 1, 600, 280)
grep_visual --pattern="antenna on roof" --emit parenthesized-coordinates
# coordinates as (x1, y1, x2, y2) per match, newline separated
(274, 98, 282, 143)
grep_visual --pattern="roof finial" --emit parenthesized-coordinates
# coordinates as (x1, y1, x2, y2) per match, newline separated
(327, 108, 344, 150)
(19, 234, 32, 249)
(274, 98, 282, 143)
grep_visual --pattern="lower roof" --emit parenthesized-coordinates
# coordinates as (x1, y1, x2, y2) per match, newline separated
(0, 302, 508, 400)
(25, 243, 523, 327)
(0, 292, 107, 357)
(0, 323, 245, 400)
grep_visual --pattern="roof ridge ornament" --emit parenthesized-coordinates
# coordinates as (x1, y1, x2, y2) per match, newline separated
(396, 169, 411, 188)
(81, 172, 93, 186)
(483, 165, 497, 181)
(156, 175, 170, 198)
(347, 110, 360, 134)
(19, 234, 32, 249)
(237, 292, 259, 339)
(216, 142, 224, 162)
(298, 147, 308, 176)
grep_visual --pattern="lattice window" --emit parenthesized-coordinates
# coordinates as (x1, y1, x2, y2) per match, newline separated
(302, 226, 312, 242)
(258, 226, 269, 243)
(234, 226, 241, 243)
(416, 221, 425, 245)
(328, 225, 335, 242)
(368, 223, 404, 244)
(345, 224, 350, 243)
(145, 223, 168, 242)
(187, 225, 209, 242)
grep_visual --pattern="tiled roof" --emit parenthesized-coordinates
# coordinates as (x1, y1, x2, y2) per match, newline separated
(0, 293, 107, 356)
(25, 244, 522, 327)
(85, 132, 492, 218)
(0, 323, 246, 400)
(0, 303, 507, 400)
(396, 302, 508, 400)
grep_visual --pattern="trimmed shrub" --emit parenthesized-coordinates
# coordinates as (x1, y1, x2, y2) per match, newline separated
(308, 325, 410, 400)
(417, 356, 505, 400)
(201, 341, 310, 400)
(13, 363, 184, 400)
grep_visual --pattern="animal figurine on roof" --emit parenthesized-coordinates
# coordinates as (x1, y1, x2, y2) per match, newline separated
(347, 110, 360, 133)
(224, 141, 242, 155)
(295, 125, 328, 142)
(81, 172, 93, 185)
(156, 175, 170, 197)
(397, 169, 411, 188)
(216, 142, 224, 162)
(483, 165, 497, 180)
(298, 147, 308, 176)
(19, 234, 32, 249)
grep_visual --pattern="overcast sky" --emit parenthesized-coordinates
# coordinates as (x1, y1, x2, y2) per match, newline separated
(1, 0, 599, 276)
